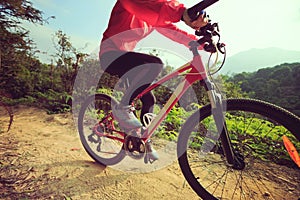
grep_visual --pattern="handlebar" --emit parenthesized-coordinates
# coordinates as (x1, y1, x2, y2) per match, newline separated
(187, 1, 226, 74)
(187, 1, 224, 54)
(196, 22, 225, 54)
(187, 0, 219, 21)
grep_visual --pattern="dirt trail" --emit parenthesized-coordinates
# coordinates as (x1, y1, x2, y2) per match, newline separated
(0, 106, 199, 200)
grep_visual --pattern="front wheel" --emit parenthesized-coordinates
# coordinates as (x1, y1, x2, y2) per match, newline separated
(178, 98, 300, 200)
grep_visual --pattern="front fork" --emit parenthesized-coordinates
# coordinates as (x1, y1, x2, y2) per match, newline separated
(201, 79, 236, 166)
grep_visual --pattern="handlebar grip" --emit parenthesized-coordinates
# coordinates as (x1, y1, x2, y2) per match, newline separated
(188, 0, 219, 21)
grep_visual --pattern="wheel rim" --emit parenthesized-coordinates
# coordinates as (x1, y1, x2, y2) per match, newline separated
(79, 95, 125, 164)
(181, 105, 300, 199)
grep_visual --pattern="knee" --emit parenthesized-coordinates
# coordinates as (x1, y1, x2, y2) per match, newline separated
(148, 56, 163, 73)
(150, 55, 163, 65)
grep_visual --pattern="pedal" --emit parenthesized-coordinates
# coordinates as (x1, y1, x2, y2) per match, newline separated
(144, 139, 159, 164)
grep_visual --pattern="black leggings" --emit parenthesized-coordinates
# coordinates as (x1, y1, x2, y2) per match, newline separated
(100, 51, 163, 121)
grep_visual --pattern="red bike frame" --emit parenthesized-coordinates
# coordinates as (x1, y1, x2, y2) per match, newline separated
(135, 53, 208, 142)
(92, 39, 235, 165)
(93, 53, 208, 144)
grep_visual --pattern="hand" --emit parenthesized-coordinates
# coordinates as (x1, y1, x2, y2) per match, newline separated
(182, 9, 208, 30)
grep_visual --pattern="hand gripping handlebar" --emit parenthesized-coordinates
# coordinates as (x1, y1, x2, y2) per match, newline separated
(187, 0, 219, 21)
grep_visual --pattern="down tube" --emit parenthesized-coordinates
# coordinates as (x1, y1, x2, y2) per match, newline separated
(142, 78, 195, 140)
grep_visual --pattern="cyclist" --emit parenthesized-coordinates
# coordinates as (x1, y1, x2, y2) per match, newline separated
(99, 0, 208, 160)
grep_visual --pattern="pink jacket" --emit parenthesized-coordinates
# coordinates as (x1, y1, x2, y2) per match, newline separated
(99, 0, 198, 56)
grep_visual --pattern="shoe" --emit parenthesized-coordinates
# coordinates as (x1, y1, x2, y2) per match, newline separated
(142, 113, 157, 128)
(144, 139, 159, 164)
(113, 104, 143, 130)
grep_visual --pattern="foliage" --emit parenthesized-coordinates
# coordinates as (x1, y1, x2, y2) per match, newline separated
(229, 63, 300, 116)
(225, 112, 300, 166)
(156, 105, 191, 141)
(152, 64, 179, 105)
(186, 111, 299, 167)
(32, 89, 72, 114)
(0, 0, 44, 97)
(218, 75, 248, 98)
(0, 0, 59, 113)
(0, 0, 43, 24)
(52, 30, 89, 94)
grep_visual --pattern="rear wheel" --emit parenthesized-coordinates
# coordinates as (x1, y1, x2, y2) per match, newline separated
(178, 98, 300, 200)
(78, 94, 125, 166)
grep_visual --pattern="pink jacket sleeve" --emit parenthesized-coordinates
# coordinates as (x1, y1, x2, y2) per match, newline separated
(118, 0, 186, 26)
(118, 0, 200, 49)
(156, 24, 199, 48)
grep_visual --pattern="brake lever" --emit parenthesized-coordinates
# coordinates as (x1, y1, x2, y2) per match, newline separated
(195, 22, 225, 54)
(217, 43, 226, 54)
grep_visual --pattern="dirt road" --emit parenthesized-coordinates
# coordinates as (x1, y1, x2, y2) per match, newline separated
(0, 106, 199, 200)
(1, 106, 299, 200)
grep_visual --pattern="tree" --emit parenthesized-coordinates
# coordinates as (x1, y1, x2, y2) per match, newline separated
(0, 0, 44, 62)
(0, 0, 44, 97)
(229, 63, 300, 116)
(52, 30, 89, 94)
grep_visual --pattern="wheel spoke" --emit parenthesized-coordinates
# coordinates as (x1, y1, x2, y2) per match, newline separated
(178, 99, 300, 199)
(78, 94, 125, 165)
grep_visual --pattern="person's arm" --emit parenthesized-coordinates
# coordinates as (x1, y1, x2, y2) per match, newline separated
(118, 0, 185, 25)
(156, 24, 202, 49)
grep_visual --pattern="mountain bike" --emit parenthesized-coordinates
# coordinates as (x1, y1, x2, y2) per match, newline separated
(77, 0, 300, 199)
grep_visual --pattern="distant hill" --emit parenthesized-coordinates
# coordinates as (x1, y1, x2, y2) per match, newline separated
(229, 63, 300, 116)
(220, 47, 300, 74)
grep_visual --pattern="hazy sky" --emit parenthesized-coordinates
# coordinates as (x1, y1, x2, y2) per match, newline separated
(25, 0, 300, 63)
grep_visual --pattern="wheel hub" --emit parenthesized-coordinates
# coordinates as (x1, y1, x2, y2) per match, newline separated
(232, 151, 246, 170)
